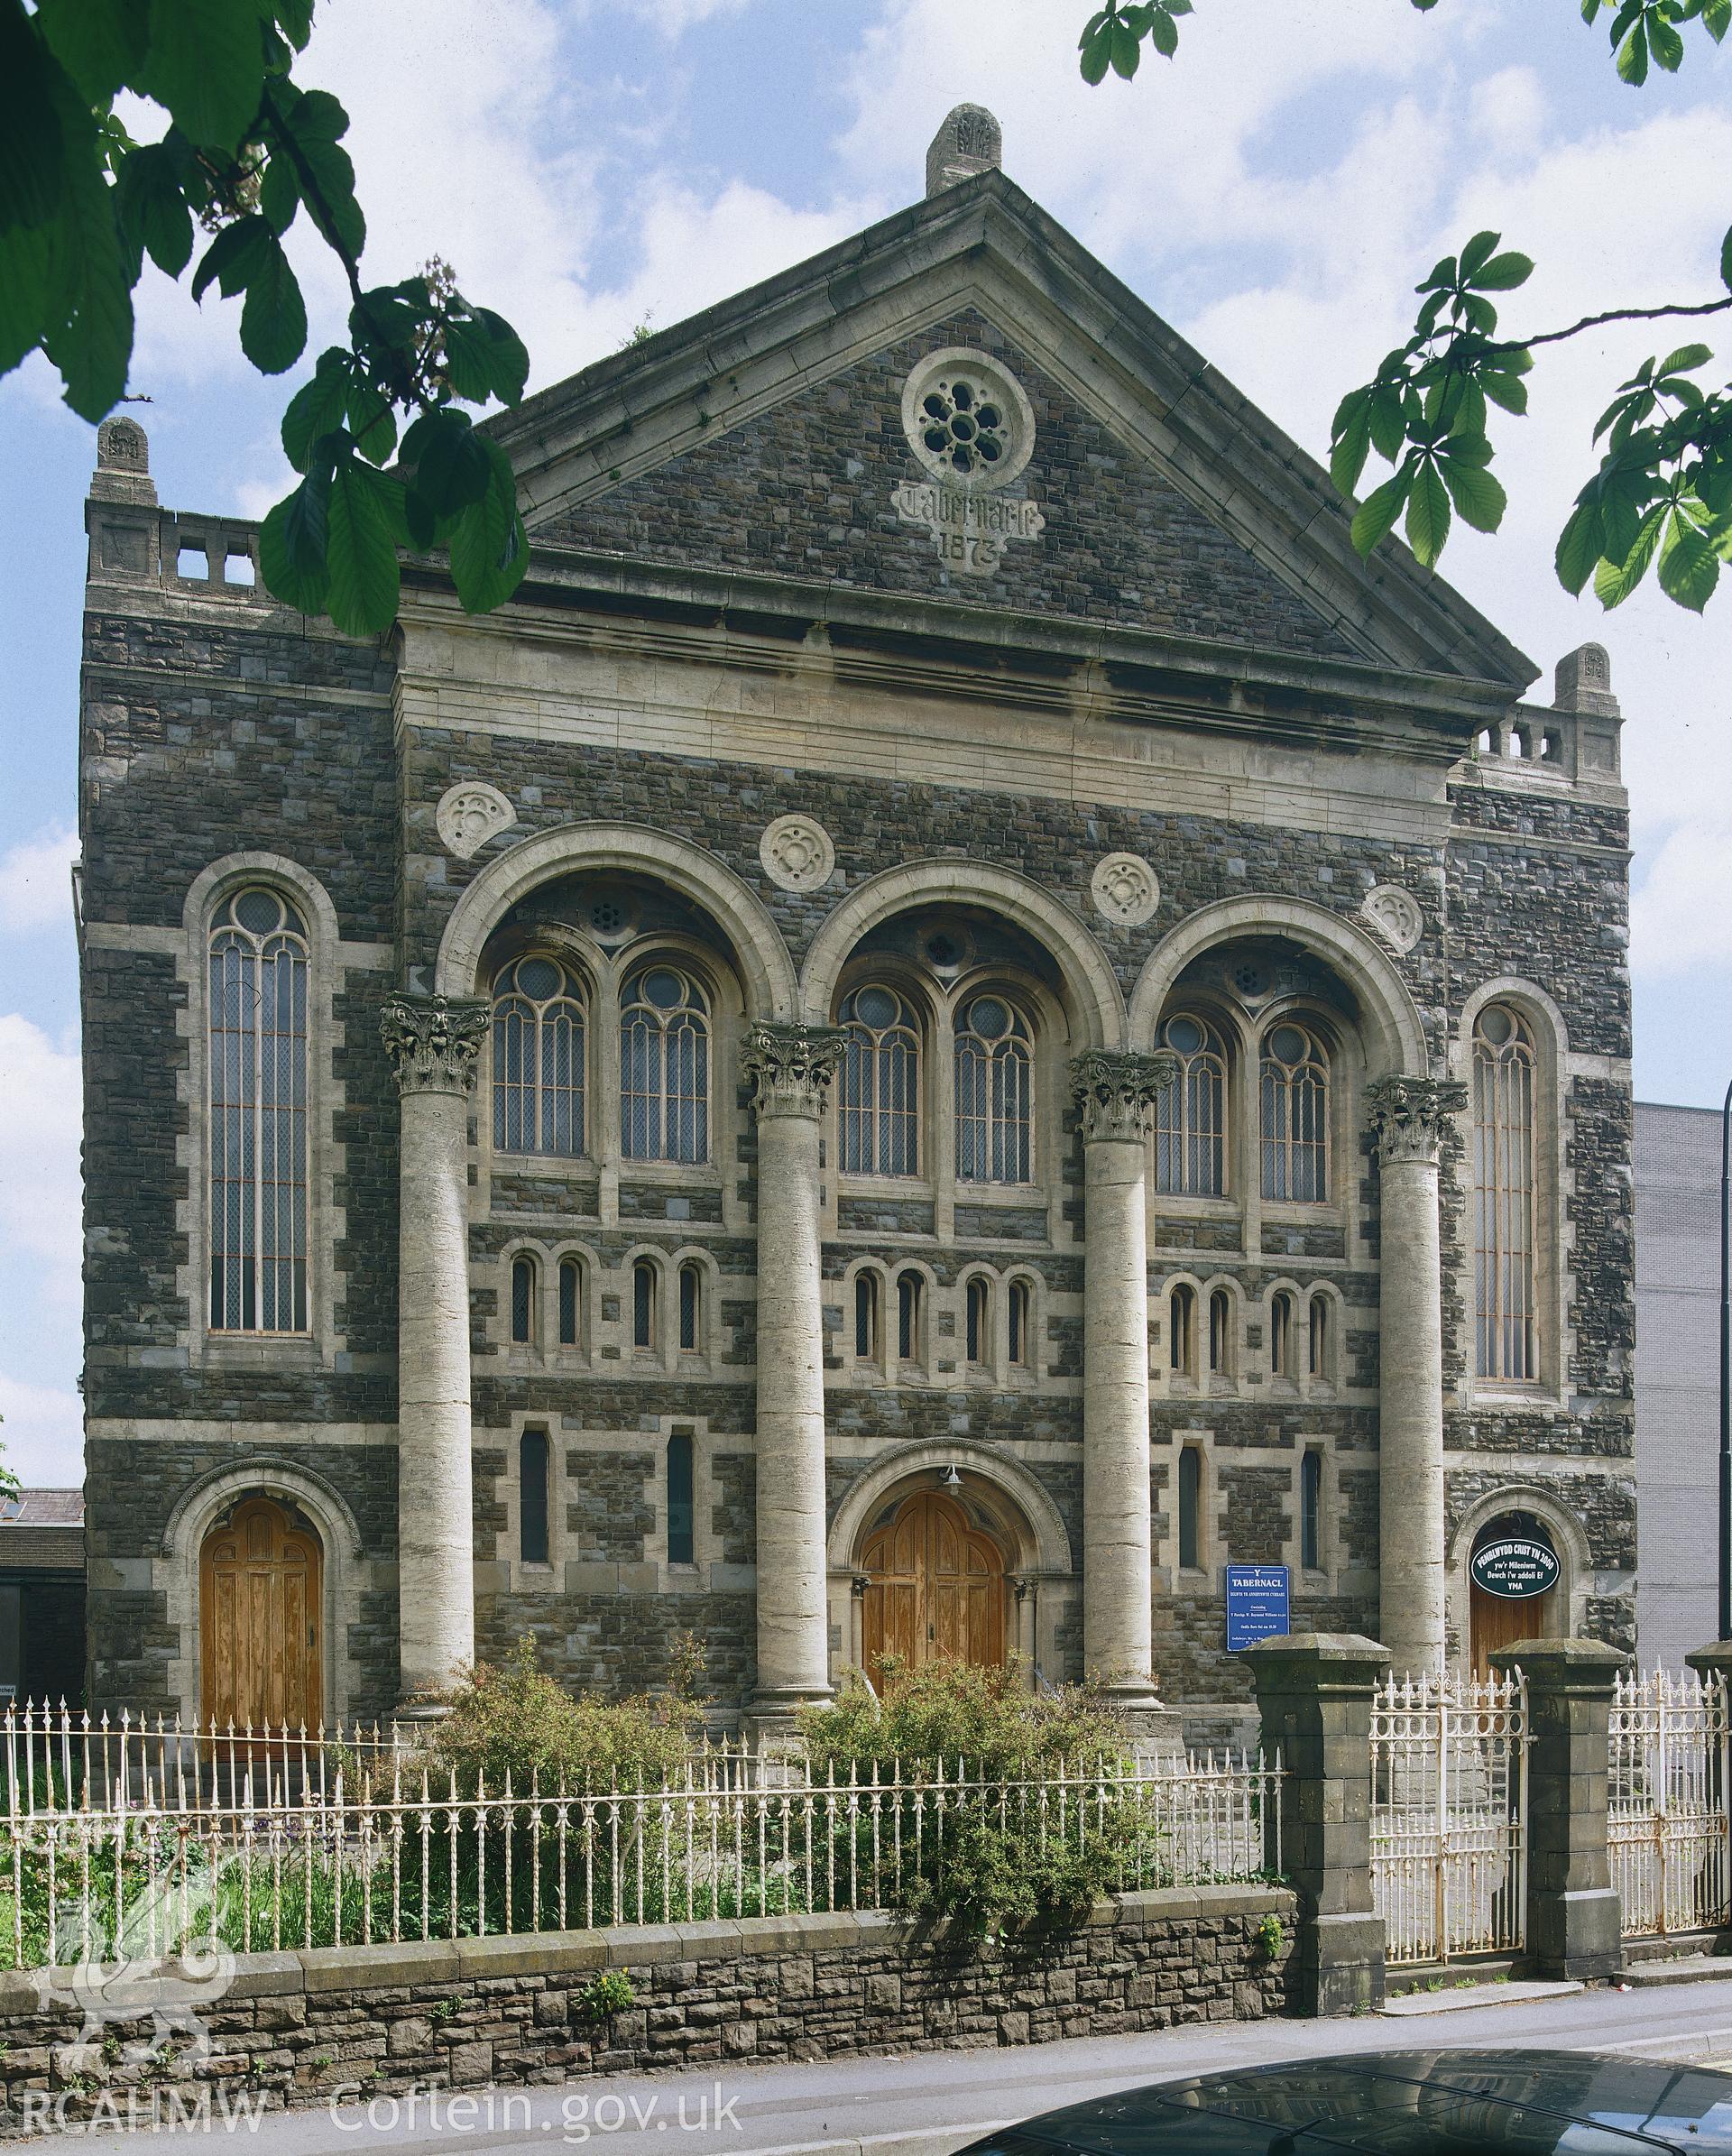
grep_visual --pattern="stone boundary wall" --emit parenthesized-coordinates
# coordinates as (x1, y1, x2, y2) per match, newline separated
(0, 1886, 1294, 2131)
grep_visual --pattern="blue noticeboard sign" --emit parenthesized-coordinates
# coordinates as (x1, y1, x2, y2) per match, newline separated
(1225, 1564, 1291, 1653)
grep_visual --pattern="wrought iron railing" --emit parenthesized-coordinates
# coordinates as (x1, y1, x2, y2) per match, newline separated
(1610, 1668, 1730, 1940)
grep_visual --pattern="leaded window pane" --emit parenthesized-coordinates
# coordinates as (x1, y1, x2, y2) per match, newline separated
(492, 955, 585, 1158)
(622, 966, 709, 1165)
(1473, 1005, 1539, 1382)
(1154, 1013, 1228, 1197)
(839, 986, 921, 1175)
(954, 994, 1033, 1185)
(208, 889, 310, 1333)
(1259, 1022, 1330, 1203)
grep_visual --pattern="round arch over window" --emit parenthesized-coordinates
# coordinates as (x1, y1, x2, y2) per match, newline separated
(954, 991, 1034, 1185)
(492, 954, 586, 1159)
(208, 886, 310, 1334)
(1473, 1002, 1539, 1382)
(1154, 1012, 1229, 1197)
(621, 964, 710, 1165)
(1259, 1020, 1331, 1203)
(839, 985, 922, 1176)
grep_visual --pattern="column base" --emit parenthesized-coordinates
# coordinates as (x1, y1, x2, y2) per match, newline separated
(393, 1693, 456, 1732)
(742, 1692, 829, 1779)
(1096, 1686, 1186, 1766)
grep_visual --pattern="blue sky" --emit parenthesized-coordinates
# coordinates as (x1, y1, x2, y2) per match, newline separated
(2, 0, 1729, 1483)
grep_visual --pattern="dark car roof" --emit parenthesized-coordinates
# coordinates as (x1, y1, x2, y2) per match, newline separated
(959, 2050, 1732, 2154)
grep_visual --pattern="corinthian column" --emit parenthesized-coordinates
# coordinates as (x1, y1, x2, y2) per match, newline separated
(742, 1020, 845, 1726)
(381, 991, 490, 1706)
(1071, 1048, 1177, 1712)
(1366, 1074, 1467, 1677)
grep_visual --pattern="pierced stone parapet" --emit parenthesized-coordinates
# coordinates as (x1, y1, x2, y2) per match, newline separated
(1069, 1048, 1178, 1144)
(1365, 1074, 1467, 1167)
(742, 1021, 846, 1119)
(380, 994, 490, 1097)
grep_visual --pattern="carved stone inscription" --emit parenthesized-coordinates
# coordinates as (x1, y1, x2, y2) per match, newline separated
(892, 482, 1046, 576)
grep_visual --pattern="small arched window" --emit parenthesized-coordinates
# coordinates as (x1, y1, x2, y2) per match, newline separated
(1208, 1288, 1232, 1377)
(1154, 1014, 1229, 1197)
(558, 1257, 583, 1349)
(1178, 1446, 1203, 1571)
(492, 954, 585, 1158)
(667, 1431, 695, 1566)
(1473, 1003, 1539, 1383)
(854, 1273, 880, 1361)
(1270, 1289, 1295, 1379)
(897, 1270, 924, 1362)
(839, 986, 921, 1176)
(1300, 1450, 1322, 1572)
(632, 1259, 657, 1352)
(622, 965, 709, 1165)
(208, 886, 310, 1334)
(965, 1277, 990, 1365)
(1008, 1280, 1031, 1368)
(510, 1254, 537, 1345)
(1169, 1282, 1197, 1377)
(954, 993, 1033, 1185)
(1308, 1295, 1331, 1383)
(1260, 1022, 1331, 1203)
(520, 1429, 550, 1565)
(678, 1262, 702, 1354)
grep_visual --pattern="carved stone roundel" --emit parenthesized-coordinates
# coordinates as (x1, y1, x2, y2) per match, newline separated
(437, 782, 516, 861)
(1090, 852, 1160, 928)
(901, 349, 1036, 492)
(760, 813, 836, 893)
(1362, 883, 1424, 954)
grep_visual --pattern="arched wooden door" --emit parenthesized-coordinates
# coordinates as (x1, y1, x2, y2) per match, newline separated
(861, 1491, 1005, 1687)
(199, 1497, 324, 1731)
(1469, 1512, 1559, 1680)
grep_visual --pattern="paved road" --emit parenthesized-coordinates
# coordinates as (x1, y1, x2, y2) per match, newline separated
(60, 1977, 1732, 2156)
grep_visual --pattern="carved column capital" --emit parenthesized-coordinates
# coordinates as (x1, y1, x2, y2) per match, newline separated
(742, 1021, 846, 1119)
(1365, 1074, 1467, 1167)
(380, 993, 490, 1097)
(1069, 1048, 1178, 1145)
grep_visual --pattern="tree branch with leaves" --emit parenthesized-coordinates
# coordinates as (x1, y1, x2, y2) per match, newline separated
(1078, 0, 1732, 613)
(1, 0, 532, 637)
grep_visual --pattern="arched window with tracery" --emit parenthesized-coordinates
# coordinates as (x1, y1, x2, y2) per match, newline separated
(954, 993, 1033, 1184)
(1260, 1021, 1331, 1202)
(1473, 1003, 1539, 1382)
(839, 986, 921, 1176)
(622, 964, 709, 1164)
(492, 954, 585, 1158)
(1154, 1013, 1229, 1197)
(208, 886, 310, 1333)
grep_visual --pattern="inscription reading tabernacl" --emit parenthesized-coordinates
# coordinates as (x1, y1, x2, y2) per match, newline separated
(893, 482, 1046, 576)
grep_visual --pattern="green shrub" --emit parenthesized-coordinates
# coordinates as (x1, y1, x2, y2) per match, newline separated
(798, 1658, 1151, 1937)
(575, 1969, 635, 2021)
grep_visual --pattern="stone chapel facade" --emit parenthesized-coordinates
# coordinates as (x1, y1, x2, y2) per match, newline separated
(76, 110, 1635, 1740)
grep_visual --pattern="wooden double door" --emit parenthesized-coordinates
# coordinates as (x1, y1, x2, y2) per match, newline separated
(199, 1497, 324, 1732)
(861, 1491, 1006, 1686)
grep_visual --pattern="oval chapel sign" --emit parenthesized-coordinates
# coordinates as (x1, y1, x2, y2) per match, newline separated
(1470, 1535, 1560, 1600)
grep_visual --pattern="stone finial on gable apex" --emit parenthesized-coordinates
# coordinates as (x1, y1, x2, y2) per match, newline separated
(1553, 641, 1620, 719)
(926, 105, 1002, 198)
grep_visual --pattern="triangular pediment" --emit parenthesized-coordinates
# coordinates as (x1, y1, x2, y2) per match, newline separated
(493, 173, 1534, 690)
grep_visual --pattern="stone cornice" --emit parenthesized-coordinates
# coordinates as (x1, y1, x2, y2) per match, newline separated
(1070, 1049, 1179, 1145)
(1365, 1074, 1468, 1167)
(380, 994, 490, 1097)
(742, 1021, 846, 1119)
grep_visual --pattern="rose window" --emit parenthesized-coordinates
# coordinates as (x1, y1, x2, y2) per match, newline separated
(917, 374, 1009, 477)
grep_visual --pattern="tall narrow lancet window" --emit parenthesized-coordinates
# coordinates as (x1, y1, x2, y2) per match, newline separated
(1260, 1022, 1331, 1202)
(1177, 1446, 1202, 1571)
(1270, 1289, 1295, 1378)
(1169, 1283, 1198, 1377)
(632, 1260, 657, 1352)
(678, 1263, 702, 1354)
(839, 986, 921, 1175)
(510, 1255, 536, 1345)
(520, 1430, 550, 1566)
(954, 994, 1033, 1184)
(1300, 1450, 1322, 1572)
(854, 1273, 880, 1361)
(208, 887, 310, 1333)
(1208, 1288, 1232, 1377)
(667, 1433, 695, 1566)
(621, 966, 709, 1165)
(1474, 1004, 1539, 1382)
(965, 1277, 990, 1365)
(558, 1258, 582, 1349)
(492, 954, 585, 1157)
(897, 1270, 924, 1362)
(1154, 1014, 1229, 1197)
(1008, 1280, 1031, 1368)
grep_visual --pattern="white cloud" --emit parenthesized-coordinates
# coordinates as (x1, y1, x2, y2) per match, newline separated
(0, 826, 78, 936)
(1632, 820, 1732, 978)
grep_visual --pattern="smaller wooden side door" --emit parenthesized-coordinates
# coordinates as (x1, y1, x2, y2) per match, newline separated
(1469, 1581, 1555, 1681)
(199, 1497, 324, 1733)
